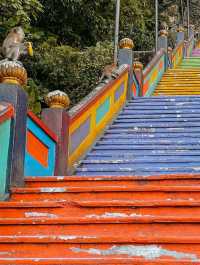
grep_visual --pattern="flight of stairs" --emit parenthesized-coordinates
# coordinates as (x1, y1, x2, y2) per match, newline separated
(2, 54, 200, 264)
(154, 57, 200, 96)
(76, 96, 200, 176)
(1, 175, 200, 263)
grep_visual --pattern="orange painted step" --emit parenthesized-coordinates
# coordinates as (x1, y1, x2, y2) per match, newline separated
(11, 184, 200, 193)
(0, 201, 64, 208)
(2, 206, 200, 224)
(26, 175, 200, 182)
(0, 243, 199, 264)
(2, 223, 200, 244)
(25, 176, 200, 188)
(10, 189, 200, 207)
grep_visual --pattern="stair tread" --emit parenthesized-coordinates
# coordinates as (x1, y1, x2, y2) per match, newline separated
(0, 243, 199, 264)
(2, 223, 200, 243)
(3, 206, 200, 224)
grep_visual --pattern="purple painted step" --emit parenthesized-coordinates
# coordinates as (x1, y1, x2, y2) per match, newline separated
(192, 48, 200, 57)
(75, 96, 200, 176)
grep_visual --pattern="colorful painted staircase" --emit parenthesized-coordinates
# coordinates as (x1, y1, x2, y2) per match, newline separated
(3, 56, 200, 263)
(75, 96, 200, 176)
(1, 175, 200, 263)
(154, 57, 200, 96)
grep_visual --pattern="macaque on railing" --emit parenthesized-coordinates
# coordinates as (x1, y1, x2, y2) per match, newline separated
(99, 63, 118, 83)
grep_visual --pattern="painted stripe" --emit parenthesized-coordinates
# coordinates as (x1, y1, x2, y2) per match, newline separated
(24, 116, 56, 176)
(69, 116, 91, 155)
(114, 82, 125, 102)
(0, 104, 14, 125)
(96, 97, 110, 124)
(0, 119, 11, 194)
(144, 54, 165, 96)
(26, 130, 49, 168)
(28, 111, 58, 143)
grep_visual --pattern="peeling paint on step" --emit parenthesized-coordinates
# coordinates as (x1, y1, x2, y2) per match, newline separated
(85, 212, 150, 219)
(24, 212, 58, 218)
(57, 176, 65, 180)
(40, 187, 67, 193)
(59, 235, 96, 241)
(71, 245, 198, 261)
(0, 252, 13, 256)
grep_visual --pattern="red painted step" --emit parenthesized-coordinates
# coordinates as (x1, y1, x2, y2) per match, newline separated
(0, 243, 199, 264)
(1, 174, 200, 264)
(2, 223, 200, 244)
(2, 206, 200, 224)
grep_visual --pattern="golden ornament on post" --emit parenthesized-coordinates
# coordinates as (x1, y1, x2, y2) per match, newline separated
(177, 26, 184, 32)
(0, 61, 27, 86)
(159, 29, 168, 37)
(133, 61, 143, 70)
(119, 38, 134, 50)
(45, 90, 70, 109)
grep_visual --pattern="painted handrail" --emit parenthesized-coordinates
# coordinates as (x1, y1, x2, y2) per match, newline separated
(195, 39, 200, 49)
(0, 103, 14, 197)
(171, 41, 184, 68)
(24, 111, 58, 176)
(132, 68, 141, 96)
(143, 49, 167, 96)
(68, 65, 129, 172)
(185, 36, 195, 57)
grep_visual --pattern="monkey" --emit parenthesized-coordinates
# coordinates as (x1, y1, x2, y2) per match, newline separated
(2, 27, 30, 61)
(99, 63, 118, 83)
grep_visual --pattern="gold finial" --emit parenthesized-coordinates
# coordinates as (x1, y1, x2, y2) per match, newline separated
(45, 90, 70, 109)
(159, 29, 168, 37)
(0, 61, 27, 86)
(177, 26, 184, 32)
(133, 61, 143, 70)
(119, 38, 134, 49)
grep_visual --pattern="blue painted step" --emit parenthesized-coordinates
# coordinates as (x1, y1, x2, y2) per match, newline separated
(75, 96, 200, 177)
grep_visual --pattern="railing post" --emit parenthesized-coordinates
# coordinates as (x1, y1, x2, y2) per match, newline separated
(41, 90, 70, 176)
(158, 29, 168, 53)
(176, 26, 185, 44)
(133, 61, 144, 97)
(168, 47, 173, 69)
(158, 29, 168, 69)
(0, 61, 28, 187)
(118, 38, 134, 100)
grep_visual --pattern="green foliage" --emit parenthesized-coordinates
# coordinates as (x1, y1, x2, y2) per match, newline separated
(0, 0, 43, 31)
(36, 0, 154, 50)
(1, 0, 199, 113)
(24, 41, 113, 106)
(24, 78, 44, 115)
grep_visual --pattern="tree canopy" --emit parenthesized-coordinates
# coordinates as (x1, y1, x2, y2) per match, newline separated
(0, 0, 199, 113)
